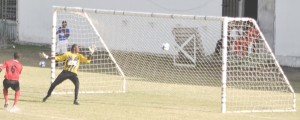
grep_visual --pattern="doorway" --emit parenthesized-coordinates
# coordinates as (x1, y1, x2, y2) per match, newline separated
(244, 0, 258, 20)
(222, 0, 258, 20)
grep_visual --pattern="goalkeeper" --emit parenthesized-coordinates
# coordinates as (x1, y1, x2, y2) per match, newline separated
(40, 44, 96, 105)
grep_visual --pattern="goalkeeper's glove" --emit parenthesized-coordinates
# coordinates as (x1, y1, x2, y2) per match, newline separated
(39, 52, 49, 59)
(88, 45, 96, 55)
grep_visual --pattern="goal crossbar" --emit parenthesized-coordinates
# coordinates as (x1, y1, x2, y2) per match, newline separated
(52, 6, 296, 113)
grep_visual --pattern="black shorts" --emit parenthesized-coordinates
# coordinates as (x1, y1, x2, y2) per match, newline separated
(3, 79, 20, 91)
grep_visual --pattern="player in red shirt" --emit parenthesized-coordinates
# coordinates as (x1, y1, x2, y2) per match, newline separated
(0, 52, 23, 111)
(234, 36, 249, 56)
(247, 22, 260, 53)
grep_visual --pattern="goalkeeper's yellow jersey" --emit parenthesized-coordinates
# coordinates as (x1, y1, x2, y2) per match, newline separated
(55, 52, 91, 74)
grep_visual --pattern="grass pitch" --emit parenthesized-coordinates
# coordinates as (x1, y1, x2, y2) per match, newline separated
(0, 44, 299, 120)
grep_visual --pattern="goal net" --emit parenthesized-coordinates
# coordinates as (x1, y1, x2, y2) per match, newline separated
(52, 6, 296, 113)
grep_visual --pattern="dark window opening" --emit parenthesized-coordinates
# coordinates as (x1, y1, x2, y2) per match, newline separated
(222, 0, 239, 17)
(244, 0, 257, 20)
(0, 0, 17, 21)
(222, 0, 258, 20)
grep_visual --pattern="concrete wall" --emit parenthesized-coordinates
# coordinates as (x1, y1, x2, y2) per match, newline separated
(18, 0, 300, 66)
(18, 0, 222, 44)
(257, 0, 275, 52)
(275, 0, 300, 67)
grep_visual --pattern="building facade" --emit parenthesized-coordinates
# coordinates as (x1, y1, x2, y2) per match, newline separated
(1, 0, 299, 67)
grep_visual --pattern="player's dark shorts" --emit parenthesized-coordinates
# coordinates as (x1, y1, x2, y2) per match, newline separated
(3, 79, 20, 91)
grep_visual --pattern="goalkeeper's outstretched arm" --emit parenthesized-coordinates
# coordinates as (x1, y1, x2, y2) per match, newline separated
(87, 45, 96, 60)
(39, 52, 55, 60)
(39, 44, 96, 60)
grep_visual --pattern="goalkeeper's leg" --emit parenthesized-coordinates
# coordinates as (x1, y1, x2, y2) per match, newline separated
(43, 71, 68, 102)
(70, 75, 80, 105)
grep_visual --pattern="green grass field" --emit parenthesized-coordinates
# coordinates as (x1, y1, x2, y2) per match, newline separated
(0, 44, 299, 120)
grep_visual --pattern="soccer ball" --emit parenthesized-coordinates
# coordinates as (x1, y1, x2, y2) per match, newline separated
(39, 60, 46, 67)
(162, 43, 170, 51)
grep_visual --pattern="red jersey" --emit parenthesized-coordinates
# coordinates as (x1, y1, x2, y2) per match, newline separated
(247, 27, 260, 42)
(234, 37, 249, 56)
(0, 59, 23, 81)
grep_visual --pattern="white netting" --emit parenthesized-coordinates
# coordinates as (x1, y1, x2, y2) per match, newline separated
(52, 7, 295, 112)
(53, 11, 125, 93)
(225, 20, 295, 112)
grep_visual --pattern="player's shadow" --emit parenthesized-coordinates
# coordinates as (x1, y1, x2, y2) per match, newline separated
(281, 66, 300, 93)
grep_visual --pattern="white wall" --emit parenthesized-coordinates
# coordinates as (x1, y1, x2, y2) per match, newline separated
(275, 0, 300, 67)
(87, 14, 222, 55)
(18, 0, 300, 66)
(18, 0, 222, 44)
(257, 0, 275, 52)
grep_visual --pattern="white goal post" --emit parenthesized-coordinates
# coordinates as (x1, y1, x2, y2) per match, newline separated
(51, 7, 126, 94)
(52, 6, 296, 113)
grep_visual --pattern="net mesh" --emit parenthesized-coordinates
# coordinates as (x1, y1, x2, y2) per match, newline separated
(226, 20, 295, 112)
(52, 7, 295, 112)
(54, 11, 125, 93)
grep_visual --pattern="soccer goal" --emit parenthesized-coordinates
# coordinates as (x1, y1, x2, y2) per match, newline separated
(52, 6, 296, 113)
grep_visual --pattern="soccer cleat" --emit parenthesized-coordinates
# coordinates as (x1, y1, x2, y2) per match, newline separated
(4, 104, 8, 109)
(73, 100, 80, 105)
(9, 106, 19, 112)
(42, 96, 48, 102)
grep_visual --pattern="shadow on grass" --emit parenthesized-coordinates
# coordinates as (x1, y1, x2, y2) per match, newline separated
(0, 44, 51, 67)
(1, 44, 299, 94)
(282, 66, 300, 93)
